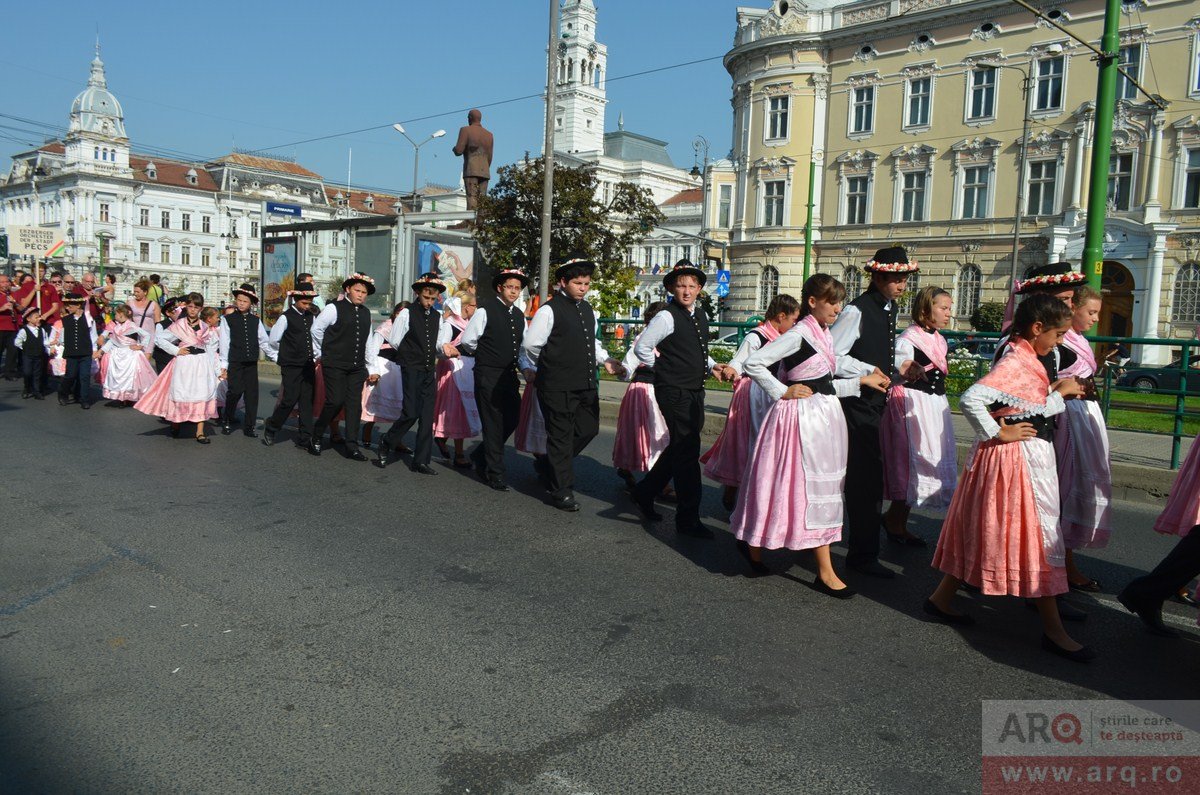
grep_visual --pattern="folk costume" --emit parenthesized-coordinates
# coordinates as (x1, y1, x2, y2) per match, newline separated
(1153, 432, 1200, 538)
(1055, 328, 1112, 549)
(135, 315, 221, 424)
(311, 274, 375, 459)
(100, 320, 157, 402)
(264, 284, 318, 447)
(612, 334, 669, 477)
(217, 285, 277, 436)
(362, 318, 405, 424)
(455, 268, 528, 490)
(432, 301, 481, 446)
(126, 296, 159, 359)
(15, 309, 50, 398)
(880, 323, 957, 510)
(931, 337, 1069, 598)
(57, 297, 98, 407)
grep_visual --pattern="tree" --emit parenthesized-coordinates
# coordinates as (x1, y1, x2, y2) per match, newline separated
(474, 156, 664, 312)
(970, 301, 1006, 332)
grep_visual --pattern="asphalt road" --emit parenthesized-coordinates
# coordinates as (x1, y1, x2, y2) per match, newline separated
(1, 377, 1196, 794)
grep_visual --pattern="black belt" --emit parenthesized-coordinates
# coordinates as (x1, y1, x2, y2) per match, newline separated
(631, 369, 655, 384)
(185, 346, 206, 355)
(905, 372, 947, 396)
(1002, 414, 1056, 443)
(787, 374, 835, 396)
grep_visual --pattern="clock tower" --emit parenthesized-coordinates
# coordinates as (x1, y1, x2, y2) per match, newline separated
(551, 0, 607, 155)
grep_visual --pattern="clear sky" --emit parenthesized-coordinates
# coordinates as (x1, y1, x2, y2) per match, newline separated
(1, 0, 744, 195)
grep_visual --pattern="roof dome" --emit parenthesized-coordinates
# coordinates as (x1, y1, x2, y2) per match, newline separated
(68, 49, 126, 139)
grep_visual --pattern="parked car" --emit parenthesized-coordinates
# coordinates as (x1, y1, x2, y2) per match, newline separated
(710, 330, 745, 351)
(947, 338, 1000, 361)
(1116, 354, 1200, 395)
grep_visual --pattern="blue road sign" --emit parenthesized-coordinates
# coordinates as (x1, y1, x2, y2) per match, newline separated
(715, 283, 730, 298)
(716, 269, 731, 285)
(632, 307, 641, 318)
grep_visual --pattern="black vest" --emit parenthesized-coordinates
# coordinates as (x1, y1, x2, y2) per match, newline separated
(321, 300, 371, 370)
(62, 314, 93, 357)
(226, 310, 261, 363)
(905, 342, 947, 397)
(847, 287, 897, 406)
(654, 302, 710, 390)
(780, 340, 834, 395)
(537, 292, 598, 392)
(474, 294, 524, 370)
(397, 306, 441, 372)
(21, 325, 47, 357)
(277, 308, 315, 366)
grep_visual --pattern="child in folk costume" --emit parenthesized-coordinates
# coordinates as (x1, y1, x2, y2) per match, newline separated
(1054, 286, 1112, 591)
(434, 292, 481, 467)
(360, 303, 407, 450)
(925, 295, 1092, 662)
(15, 306, 50, 399)
(100, 304, 157, 405)
(731, 275, 889, 593)
(613, 301, 670, 490)
(136, 295, 223, 443)
(880, 287, 958, 544)
(56, 294, 99, 409)
(700, 293, 801, 510)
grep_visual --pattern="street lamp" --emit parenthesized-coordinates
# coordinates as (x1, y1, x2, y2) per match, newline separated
(221, 216, 240, 270)
(95, 230, 115, 282)
(393, 123, 447, 210)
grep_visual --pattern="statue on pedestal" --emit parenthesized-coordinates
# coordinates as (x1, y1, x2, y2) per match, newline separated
(453, 109, 494, 211)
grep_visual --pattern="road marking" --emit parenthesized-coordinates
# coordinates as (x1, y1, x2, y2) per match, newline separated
(0, 546, 144, 617)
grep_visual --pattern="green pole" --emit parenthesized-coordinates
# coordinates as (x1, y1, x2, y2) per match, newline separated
(1080, 0, 1121, 303)
(803, 158, 815, 281)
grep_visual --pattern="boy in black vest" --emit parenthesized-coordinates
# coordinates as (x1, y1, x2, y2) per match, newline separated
(57, 294, 98, 409)
(830, 247, 912, 578)
(310, 273, 375, 461)
(218, 283, 277, 437)
(520, 258, 626, 512)
(15, 306, 49, 399)
(453, 268, 528, 491)
(264, 283, 319, 448)
(377, 274, 448, 474)
(631, 260, 725, 538)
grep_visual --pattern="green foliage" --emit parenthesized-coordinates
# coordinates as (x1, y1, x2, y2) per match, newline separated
(970, 301, 1006, 332)
(710, 346, 734, 364)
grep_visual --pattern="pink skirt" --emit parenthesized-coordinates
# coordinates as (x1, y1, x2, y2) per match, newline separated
(134, 359, 219, 424)
(932, 438, 1068, 598)
(103, 347, 158, 402)
(515, 383, 547, 455)
(612, 382, 668, 473)
(433, 359, 476, 439)
(362, 360, 403, 423)
(1155, 433, 1200, 537)
(881, 385, 957, 509)
(730, 393, 847, 551)
(701, 377, 755, 487)
(1055, 399, 1112, 548)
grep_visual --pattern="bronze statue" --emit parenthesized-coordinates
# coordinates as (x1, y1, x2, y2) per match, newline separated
(453, 109, 494, 211)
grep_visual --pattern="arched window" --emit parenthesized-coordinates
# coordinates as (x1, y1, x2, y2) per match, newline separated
(955, 264, 982, 317)
(897, 271, 920, 317)
(1172, 263, 1200, 324)
(841, 265, 863, 301)
(758, 265, 779, 312)
(94, 146, 99, 159)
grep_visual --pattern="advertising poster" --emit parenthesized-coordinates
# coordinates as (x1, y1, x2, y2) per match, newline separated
(416, 238, 475, 296)
(261, 237, 297, 326)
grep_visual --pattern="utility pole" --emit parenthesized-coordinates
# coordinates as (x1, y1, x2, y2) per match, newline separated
(803, 159, 815, 281)
(1080, 0, 1121, 297)
(538, 0, 560, 302)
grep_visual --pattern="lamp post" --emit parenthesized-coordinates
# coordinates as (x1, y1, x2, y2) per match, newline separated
(95, 230, 114, 284)
(690, 136, 711, 268)
(221, 216, 240, 271)
(392, 124, 446, 210)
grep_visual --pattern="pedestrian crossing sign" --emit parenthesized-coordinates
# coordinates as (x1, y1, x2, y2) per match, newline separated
(716, 270, 731, 285)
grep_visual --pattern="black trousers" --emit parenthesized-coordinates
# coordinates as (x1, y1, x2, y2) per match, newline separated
(224, 360, 260, 427)
(636, 385, 705, 529)
(537, 386, 600, 499)
(314, 365, 367, 451)
(1123, 525, 1200, 603)
(59, 355, 92, 403)
(383, 366, 437, 466)
(472, 365, 521, 480)
(841, 395, 885, 567)
(0, 330, 17, 377)
(22, 354, 47, 394)
(266, 362, 316, 443)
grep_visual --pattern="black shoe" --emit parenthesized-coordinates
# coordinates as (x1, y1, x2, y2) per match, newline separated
(195, 435, 211, 445)
(58, 397, 68, 406)
(345, 449, 367, 462)
(1025, 597, 1087, 622)
(886, 532, 928, 548)
(923, 598, 975, 626)
(812, 578, 856, 599)
(1068, 578, 1102, 593)
(262, 428, 276, 446)
(1117, 590, 1178, 638)
(550, 494, 580, 512)
(1171, 591, 1199, 608)
(848, 559, 896, 579)
(735, 540, 771, 577)
(80, 403, 91, 410)
(243, 429, 259, 439)
(486, 478, 511, 492)
(375, 449, 392, 469)
(677, 523, 715, 540)
(294, 437, 310, 450)
(307, 440, 323, 457)
(412, 464, 438, 475)
(1041, 634, 1097, 663)
(221, 422, 233, 435)
(629, 489, 663, 521)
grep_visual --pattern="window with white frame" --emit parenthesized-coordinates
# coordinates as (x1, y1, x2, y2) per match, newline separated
(201, 248, 211, 268)
(181, 247, 191, 266)
(1172, 263, 1200, 323)
(718, 184, 732, 228)
(1027, 160, 1058, 215)
(682, 245, 692, 263)
(99, 202, 110, 222)
(851, 86, 875, 134)
(1184, 149, 1200, 208)
(139, 242, 149, 262)
(846, 176, 870, 224)
(159, 244, 171, 264)
(768, 96, 789, 140)
(139, 208, 149, 226)
(161, 210, 170, 229)
(250, 221, 259, 238)
(1118, 44, 1142, 101)
(968, 67, 996, 120)
(662, 245, 673, 265)
(202, 215, 211, 233)
(898, 271, 921, 315)
(250, 252, 259, 270)
(1108, 152, 1134, 211)
(901, 172, 927, 222)
(1034, 55, 1065, 112)
(955, 264, 982, 316)
(906, 77, 932, 128)
(181, 213, 191, 231)
(962, 166, 989, 219)
(763, 180, 786, 226)
(758, 266, 779, 312)
(842, 265, 863, 300)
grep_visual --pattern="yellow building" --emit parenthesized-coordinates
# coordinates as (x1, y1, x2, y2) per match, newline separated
(718, 0, 1200, 362)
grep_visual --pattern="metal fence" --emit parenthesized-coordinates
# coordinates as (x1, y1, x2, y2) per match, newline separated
(598, 318, 1198, 470)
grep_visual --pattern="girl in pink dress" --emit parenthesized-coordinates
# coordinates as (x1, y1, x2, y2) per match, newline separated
(433, 294, 481, 467)
(1154, 434, 1200, 538)
(1054, 286, 1112, 592)
(731, 275, 889, 594)
(925, 294, 1092, 662)
(126, 279, 163, 362)
(701, 294, 802, 510)
(613, 302, 670, 489)
(361, 304, 406, 449)
(101, 304, 158, 405)
(136, 297, 223, 443)
(881, 287, 957, 544)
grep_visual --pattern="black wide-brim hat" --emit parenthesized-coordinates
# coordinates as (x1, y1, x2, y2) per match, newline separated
(342, 273, 377, 295)
(663, 259, 707, 288)
(1016, 262, 1086, 294)
(411, 273, 448, 294)
(864, 246, 919, 274)
(492, 268, 530, 290)
(554, 258, 596, 282)
(231, 283, 259, 304)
